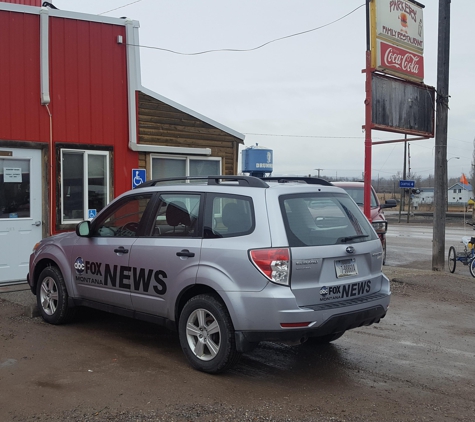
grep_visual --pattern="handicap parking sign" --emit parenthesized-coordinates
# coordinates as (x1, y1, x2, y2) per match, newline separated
(88, 209, 97, 219)
(132, 169, 146, 189)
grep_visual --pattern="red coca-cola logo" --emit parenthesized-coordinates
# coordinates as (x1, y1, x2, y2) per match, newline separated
(379, 41, 424, 80)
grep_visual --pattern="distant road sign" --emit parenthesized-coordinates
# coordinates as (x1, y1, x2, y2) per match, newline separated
(399, 180, 415, 188)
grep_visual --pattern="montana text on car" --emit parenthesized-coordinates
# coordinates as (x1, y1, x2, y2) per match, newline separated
(28, 176, 390, 374)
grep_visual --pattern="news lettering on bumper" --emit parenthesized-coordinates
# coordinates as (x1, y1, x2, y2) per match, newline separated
(319, 280, 371, 302)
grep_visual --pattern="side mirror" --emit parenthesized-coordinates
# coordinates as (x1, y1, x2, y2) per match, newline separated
(76, 220, 91, 237)
(381, 199, 397, 209)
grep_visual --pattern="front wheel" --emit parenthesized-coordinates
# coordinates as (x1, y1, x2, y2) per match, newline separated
(178, 294, 241, 373)
(469, 258, 475, 278)
(36, 266, 75, 324)
(447, 246, 456, 273)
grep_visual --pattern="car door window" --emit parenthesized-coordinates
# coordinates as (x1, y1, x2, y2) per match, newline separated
(92, 194, 153, 237)
(152, 194, 201, 237)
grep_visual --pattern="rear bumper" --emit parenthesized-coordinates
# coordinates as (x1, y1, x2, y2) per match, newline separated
(235, 304, 387, 352)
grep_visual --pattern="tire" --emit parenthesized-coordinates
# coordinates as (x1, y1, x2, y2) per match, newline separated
(382, 241, 387, 266)
(304, 331, 345, 346)
(36, 265, 75, 325)
(178, 294, 241, 374)
(469, 258, 475, 278)
(447, 246, 456, 273)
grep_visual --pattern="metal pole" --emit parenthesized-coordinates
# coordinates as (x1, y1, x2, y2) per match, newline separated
(398, 138, 407, 223)
(363, 0, 372, 220)
(432, 0, 451, 271)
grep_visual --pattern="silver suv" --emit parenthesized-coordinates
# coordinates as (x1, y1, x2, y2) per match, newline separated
(28, 176, 390, 373)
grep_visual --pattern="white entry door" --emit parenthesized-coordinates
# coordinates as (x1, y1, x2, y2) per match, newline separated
(0, 148, 42, 284)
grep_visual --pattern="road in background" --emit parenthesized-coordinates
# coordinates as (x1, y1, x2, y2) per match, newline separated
(385, 220, 475, 274)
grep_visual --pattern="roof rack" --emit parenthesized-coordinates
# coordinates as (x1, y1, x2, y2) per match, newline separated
(135, 175, 269, 188)
(260, 177, 332, 186)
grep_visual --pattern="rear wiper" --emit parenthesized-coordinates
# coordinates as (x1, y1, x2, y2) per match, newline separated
(339, 235, 369, 243)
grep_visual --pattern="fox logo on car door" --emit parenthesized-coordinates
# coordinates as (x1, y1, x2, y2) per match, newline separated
(74, 257, 167, 295)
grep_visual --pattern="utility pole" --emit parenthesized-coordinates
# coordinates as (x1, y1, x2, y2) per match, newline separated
(398, 137, 407, 223)
(432, 0, 451, 271)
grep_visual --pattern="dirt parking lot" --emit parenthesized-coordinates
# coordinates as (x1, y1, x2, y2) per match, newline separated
(1, 265, 474, 422)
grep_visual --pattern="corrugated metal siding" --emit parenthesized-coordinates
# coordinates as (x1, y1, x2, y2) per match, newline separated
(138, 92, 241, 175)
(0, 10, 49, 142)
(0, 0, 41, 6)
(1, 9, 138, 230)
(49, 17, 136, 193)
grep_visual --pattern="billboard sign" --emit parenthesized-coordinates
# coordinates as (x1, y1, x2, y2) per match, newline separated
(371, 73, 435, 137)
(371, 0, 425, 82)
(375, 0, 424, 53)
(377, 40, 424, 81)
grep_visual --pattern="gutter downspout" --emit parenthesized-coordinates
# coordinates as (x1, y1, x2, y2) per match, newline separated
(40, 7, 54, 235)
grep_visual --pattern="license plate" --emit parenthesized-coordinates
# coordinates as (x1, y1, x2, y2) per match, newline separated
(335, 258, 358, 278)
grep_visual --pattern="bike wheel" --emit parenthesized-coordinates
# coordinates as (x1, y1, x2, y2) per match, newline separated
(447, 246, 456, 273)
(469, 258, 475, 278)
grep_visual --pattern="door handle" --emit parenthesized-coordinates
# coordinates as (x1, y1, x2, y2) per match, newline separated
(114, 247, 129, 254)
(176, 249, 195, 258)
(32, 221, 41, 226)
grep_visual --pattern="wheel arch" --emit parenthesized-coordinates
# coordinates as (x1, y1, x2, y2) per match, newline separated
(174, 284, 227, 330)
(31, 255, 74, 297)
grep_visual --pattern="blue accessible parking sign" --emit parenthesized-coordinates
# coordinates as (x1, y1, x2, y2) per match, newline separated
(399, 180, 415, 188)
(132, 169, 146, 189)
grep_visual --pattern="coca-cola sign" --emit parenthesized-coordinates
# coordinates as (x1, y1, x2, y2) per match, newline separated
(377, 40, 424, 81)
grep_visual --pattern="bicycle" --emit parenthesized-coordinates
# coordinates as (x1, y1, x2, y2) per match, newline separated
(447, 222, 475, 277)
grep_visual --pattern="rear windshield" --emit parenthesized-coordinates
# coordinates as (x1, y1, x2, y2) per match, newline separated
(338, 186, 378, 208)
(280, 193, 378, 247)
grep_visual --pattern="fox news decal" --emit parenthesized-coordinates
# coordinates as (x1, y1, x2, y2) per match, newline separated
(319, 280, 372, 302)
(74, 257, 167, 295)
(372, 0, 425, 82)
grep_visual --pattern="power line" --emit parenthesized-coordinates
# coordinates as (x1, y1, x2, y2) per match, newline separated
(243, 133, 363, 139)
(126, 4, 365, 55)
(99, 0, 144, 15)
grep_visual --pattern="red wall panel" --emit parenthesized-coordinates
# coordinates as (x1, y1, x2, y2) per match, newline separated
(1, 7, 139, 232)
(0, 0, 42, 6)
(49, 17, 137, 195)
(0, 11, 49, 142)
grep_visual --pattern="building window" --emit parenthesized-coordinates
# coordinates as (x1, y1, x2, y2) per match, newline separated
(150, 155, 221, 180)
(61, 149, 110, 223)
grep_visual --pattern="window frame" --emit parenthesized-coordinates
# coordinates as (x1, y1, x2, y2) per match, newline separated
(60, 148, 111, 225)
(149, 154, 222, 179)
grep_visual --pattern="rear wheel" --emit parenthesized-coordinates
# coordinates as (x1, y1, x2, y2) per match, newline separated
(179, 294, 241, 374)
(36, 266, 75, 324)
(447, 246, 456, 273)
(469, 258, 475, 278)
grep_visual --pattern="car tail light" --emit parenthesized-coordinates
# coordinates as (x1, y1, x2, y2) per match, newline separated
(372, 220, 388, 234)
(249, 248, 290, 286)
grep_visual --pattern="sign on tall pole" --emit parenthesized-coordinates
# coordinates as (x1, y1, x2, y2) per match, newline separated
(364, 0, 434, 224)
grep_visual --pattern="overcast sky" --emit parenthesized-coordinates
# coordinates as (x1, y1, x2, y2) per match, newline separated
(53, 0, 475, 181)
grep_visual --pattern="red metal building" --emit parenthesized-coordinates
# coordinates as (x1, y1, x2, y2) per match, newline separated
(0, 0, 244, 284)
